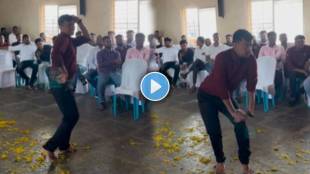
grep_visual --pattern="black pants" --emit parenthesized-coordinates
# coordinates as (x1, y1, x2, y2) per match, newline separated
(289, 71, 307, 101)
(160, 61, 180, 86)
(43, 87, 80, 152)
(189, 59, 207, 86)
(274, 70, 283, 100)
(17, 60, 38, 87)
(197, 90, 251, 165)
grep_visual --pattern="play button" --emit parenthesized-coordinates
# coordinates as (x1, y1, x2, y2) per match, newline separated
(150, 79, 161, 94)
(140, 72, 170, 101)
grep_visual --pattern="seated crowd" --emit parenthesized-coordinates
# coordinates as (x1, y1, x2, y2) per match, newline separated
(0, 25, 310, 109)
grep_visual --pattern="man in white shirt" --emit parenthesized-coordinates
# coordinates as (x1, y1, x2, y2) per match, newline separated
(85, 35, 104, 88)
(183, 36, 210, 92)
(76, 41, 95, 86)
(156, 37, 180, 86)
(126, 30, 136, 48)
(208, 33, 231, 60)
(9, 26, 20, 46)
(9, 34, 37, 88)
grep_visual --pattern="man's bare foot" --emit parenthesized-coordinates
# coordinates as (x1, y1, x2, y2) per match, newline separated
(60, 145, 77, 154)
(42, 149, 57, 161)
(214, 163, 225, 174)
(242, 165, 254, 174)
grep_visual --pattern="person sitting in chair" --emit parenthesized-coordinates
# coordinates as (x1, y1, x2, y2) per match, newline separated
(96, 36, 122, 110)
(9, 34, 38, 89)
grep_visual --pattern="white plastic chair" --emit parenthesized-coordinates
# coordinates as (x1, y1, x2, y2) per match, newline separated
(186, 70, 209, 88)
(256, 56, 277, 112)
(112, 58, 148, 120)
(0, 50, 15, 88)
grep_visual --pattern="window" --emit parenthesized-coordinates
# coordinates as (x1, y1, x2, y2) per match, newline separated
(44, 5, 77, 38)
(114, 0, 154, 36)
(251, 0, 303, 42)
(185, 8, 217, 40)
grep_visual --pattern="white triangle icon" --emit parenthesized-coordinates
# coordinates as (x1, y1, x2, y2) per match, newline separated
(150, 79, 161, 94)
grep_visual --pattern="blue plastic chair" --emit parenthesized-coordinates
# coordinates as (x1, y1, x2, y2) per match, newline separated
(112, 95, 146, 120)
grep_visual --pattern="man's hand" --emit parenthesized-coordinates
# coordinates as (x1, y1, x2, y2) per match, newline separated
(57, 72, 68, 84)
(72, 16, 81, 24)
(232, 109, 247, 123)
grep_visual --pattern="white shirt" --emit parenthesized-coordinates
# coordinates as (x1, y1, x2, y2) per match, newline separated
(87, 46, 102, 70)
(8, 33, 17, 45)
(127, 40, 136, 48)
(9, 43, 36, 62)
(77, 43, 94, 67)
(194, 45, 209, 63)
(156, 46, 179, 64)
(208, 44, 231, 60)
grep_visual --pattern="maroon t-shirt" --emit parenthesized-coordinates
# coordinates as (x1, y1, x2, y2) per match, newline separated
(51, 33, 90, 79)
(199, 49, 258, 100)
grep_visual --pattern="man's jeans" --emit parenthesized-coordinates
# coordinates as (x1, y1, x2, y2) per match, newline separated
(97, 71, 121, 104)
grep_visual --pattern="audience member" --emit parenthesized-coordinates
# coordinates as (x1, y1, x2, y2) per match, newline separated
(9, 34, 37, 89)
(178, 40, 194, 87)
(154, 30, 163, 48)
(157, 37, 180, 87)
(126, 33, 150, 62)
(9, 26, 20, 45)
(126, 30, 135, 48)
(108, 31, 116, 48)
(115, 34, 129, 64)
(286, 35, 310, 106)
(205, 38, 212, 47)
(208, 33, 231, 60)
(1, 27, 9, 43)
(39, 32, 47, 43)
(258, 31, 286, 98)
(253, 30, 268, 58)
(184, 36, 209, 92)
(96, 36, 122, 110)
(279, 33, 293, 51)
(225, 34, 233, 47)
(85, 35, 104, 89)
(34, 38, 52, 88)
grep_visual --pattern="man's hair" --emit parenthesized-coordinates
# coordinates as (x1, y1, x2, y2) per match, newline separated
(52, 36, 57, 41)
(180, 40, 187, 45)
(267, 31, 277, 38)
(1, 27, 6, 31)
(260, 30, 267, 35)
(295, 35, 305, 41)
(233, 29, 253, 43)
(103, 36, 110, 41)
(213, 33, 219, 37)
(197, 36, 205, 43)
(35, 38, 42, 44)
(115, 34, 123, 38)
(226, 34, 232, 37)
(39, 32, 45, 36)
(12, 26, 18, 30)
(164, 37, 172, 42)
(127, 30, 134, 34)
(136, 33, 145, 39)
(58, 15, 74, 26)
(22, 34, 29, 39)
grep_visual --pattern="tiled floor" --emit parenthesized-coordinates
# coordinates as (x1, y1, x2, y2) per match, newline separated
(0, 88, 309, 174)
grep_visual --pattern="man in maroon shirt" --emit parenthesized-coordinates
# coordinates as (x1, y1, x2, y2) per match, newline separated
(286, 35, 310, 106)
(43, 15, 90, 160)
(198, 29, 257, 174)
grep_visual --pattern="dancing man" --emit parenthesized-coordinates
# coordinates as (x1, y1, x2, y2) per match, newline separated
(43, 15, 90, 160)
(197, 29, 257, 174)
